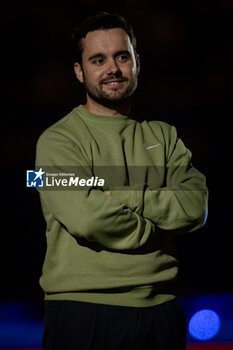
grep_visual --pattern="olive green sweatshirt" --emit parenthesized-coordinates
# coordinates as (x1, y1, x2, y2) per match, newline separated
(36, 105, 208, 307)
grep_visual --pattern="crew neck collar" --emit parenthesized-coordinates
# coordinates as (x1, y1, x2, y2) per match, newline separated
(76, 105, 133, 123)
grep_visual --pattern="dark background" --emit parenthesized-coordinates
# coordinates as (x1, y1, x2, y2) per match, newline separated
(1, 0, 233, 302)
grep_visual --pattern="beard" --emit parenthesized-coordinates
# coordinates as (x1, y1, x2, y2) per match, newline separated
(83, 72, 138, 108)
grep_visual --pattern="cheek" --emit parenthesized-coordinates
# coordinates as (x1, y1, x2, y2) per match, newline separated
(122, 62, 137, 76)
(86, 68, 104, 83)
(131, 62, 138, 75)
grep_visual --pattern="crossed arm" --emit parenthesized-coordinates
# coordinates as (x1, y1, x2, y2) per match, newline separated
(36, 127, 208, 252)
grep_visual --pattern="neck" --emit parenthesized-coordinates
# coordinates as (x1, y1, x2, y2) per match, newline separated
(84, 97, 132, 117)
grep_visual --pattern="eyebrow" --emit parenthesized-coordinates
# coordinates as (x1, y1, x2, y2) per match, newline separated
(88, 50, 131, 61)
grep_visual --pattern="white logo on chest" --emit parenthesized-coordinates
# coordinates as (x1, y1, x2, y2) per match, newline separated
(145, 143, 160, 150)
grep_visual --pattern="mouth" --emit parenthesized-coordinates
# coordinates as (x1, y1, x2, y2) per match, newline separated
(101, 78, 127, 88)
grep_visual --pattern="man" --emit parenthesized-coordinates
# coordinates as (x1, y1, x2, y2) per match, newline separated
(36, 12, 208, 350)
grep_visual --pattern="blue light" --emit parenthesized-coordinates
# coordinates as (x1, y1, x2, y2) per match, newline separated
(0, 301, 43, 347)
(189, 309, 221, 341)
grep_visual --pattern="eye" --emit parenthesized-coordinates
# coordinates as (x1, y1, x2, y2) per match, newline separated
(92, 58, 105, 65)
(117, 54, 130, 62)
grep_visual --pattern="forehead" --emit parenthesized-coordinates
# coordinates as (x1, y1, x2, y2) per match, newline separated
(81, 28, 133, 57)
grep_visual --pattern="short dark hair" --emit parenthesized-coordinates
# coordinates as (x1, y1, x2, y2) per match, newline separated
(71, 12, 137, 64)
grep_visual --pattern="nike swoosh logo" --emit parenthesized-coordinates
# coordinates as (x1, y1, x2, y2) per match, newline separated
(145, 143, 160, 150)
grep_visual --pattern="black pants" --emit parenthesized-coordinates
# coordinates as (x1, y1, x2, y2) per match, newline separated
(43, 299, 187, 350)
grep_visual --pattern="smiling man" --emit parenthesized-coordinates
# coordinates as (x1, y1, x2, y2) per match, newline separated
(75, 22, 139, 115)
(74, 27, 139, 113)
(36, 12, 208, 350)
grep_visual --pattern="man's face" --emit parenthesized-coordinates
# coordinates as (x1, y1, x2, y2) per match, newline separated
(74, 28, 139, 108)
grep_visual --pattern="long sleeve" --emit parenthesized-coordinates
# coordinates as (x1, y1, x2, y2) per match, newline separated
(36, 129, 155, 251)
(142, 126, 208, 233)
(35, 106, 204, 307)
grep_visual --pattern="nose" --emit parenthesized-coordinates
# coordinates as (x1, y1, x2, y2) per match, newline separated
(106, 58, 122, 76)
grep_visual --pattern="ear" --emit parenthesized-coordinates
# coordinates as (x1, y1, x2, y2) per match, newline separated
(74, 62, 84, 83)
(136, 54, 140, 75)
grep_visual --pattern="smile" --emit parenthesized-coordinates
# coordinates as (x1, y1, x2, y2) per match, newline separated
(102, 80, 126, 88)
